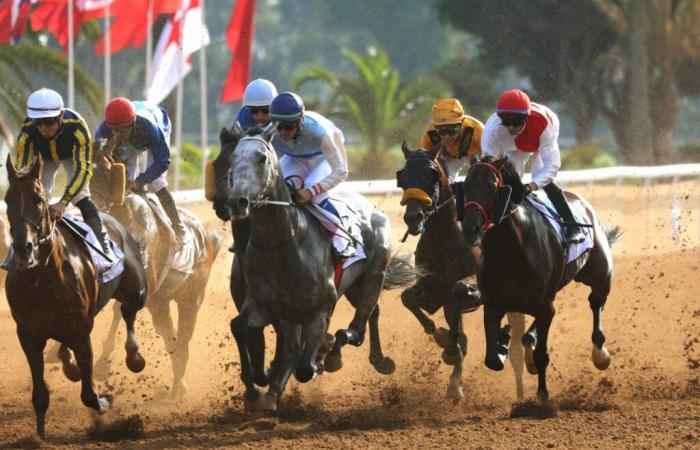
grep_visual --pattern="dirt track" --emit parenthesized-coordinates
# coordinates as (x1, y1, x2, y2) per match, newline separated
(1, 183, 699, 449)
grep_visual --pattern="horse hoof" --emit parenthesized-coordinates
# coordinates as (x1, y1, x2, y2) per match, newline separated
(126, 352, 146, 373)
(325, 352, 343, 373)
(97, 395, 113, 414)
(334, 329, 349, 347)
(370, 356, 396, 375)
(62, 362, 81, 382)
(446, 385, 464, 402)
(524, 345, 538, 375)
(171, 381, 188, 399)
(592, 345, 611, 370)
(243, 390, 265, 413)
(433, 327, 450, 349)
(442, 348, 460, 366)
(263, 393, 278, 415)
(485, 355, 505, 371)
(537, 390, 549, 402)
(295, 365, 317, 383)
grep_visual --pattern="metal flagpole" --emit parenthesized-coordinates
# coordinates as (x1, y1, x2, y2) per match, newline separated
(104, 1, 111, 106)
(199, 0, 208, 189)
(145, 0, 153, 97)
(67, 0, 75, 108)
(174, 2, 185, 191)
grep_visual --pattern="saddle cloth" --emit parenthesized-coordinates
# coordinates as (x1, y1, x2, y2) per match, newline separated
(143, 194, 197, 274)
(526, 191, 594, 263)
(303, 198, 367, 271)
(62, 214, 125, 283)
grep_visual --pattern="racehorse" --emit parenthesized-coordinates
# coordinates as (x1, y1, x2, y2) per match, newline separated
(459, 155, 619, 399)
(87, 141, 221, 399)
(397, 143, 526, 400)
(4, 156, 148, 438)
(0, 216, 10, 288)
(222, 127, 415, 413)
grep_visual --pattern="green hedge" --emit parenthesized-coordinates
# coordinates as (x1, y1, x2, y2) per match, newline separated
(560, 141, 616, 170)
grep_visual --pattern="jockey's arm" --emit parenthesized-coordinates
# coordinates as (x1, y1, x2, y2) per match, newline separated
(135, 122, 170, 186)
(14, 127, 33, 169)
(60, 124, 92, 205)
(531, 127, 561, 189)
(311, 129, 348, 196)
(480, 113, 501, 158)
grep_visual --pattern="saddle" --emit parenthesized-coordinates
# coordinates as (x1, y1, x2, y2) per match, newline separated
(60, 215, 125, 284)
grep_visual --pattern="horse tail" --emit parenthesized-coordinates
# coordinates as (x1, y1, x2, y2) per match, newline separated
(382, 251, 420, 290)
(604, 225, 622, 247)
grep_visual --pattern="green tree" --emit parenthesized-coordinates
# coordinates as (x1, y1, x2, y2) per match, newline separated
(293, 47, 447, 178)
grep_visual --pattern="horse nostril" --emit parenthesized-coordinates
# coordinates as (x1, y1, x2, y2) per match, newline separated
(238, 197, 249, 209)
(25, 242, 33, 254)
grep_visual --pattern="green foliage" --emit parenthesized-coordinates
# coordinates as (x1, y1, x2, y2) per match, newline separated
(560, 141, 616, 170)
(345, 144, 405, 181)
(674, 140, 700, 163)
(166, 142, 215, 190)
(433, 57, 496, 120)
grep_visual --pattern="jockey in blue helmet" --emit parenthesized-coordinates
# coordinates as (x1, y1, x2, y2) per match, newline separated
(232, 79, 278, 136)
(269, 92, 349, 212)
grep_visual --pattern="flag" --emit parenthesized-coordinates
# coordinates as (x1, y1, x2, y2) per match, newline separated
(29, 0, 114, 51)
(220, 0, 256, 103)
(0, 0, 34, 45)
(94, 0, 181, 55)
(146, 0, 209, 104)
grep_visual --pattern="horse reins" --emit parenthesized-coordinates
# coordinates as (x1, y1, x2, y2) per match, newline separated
(463, 162, 507, 232)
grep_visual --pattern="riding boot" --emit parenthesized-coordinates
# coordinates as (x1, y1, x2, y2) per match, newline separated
(318, 198, 356, 259)
(155, 188, 190, 247)
(77, 197, 115, 264)
(543, 183, 585, 245)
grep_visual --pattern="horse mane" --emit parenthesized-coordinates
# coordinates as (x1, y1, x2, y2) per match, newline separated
(476, 155, 528, 205)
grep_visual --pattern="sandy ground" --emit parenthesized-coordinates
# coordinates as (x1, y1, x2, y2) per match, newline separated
(0, 182, 699, 449)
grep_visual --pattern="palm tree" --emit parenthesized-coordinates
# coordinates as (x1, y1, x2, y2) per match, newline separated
(293, 47, 447, 178)
(0, 38, 103, 148)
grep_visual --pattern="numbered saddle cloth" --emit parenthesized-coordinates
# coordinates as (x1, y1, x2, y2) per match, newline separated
(62, 215, 125, 283)
(526, 191, 594, 263)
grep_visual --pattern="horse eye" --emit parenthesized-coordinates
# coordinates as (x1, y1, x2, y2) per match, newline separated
(258, 153, 267, 164)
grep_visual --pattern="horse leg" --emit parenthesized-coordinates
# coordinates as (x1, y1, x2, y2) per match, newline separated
(148, 295, 178, 361)
(57, 343, 81, 382)
(589, 293, 611, 370)
(401, 286, 437, 335)
(367, 305, 395, 375)
(534, 303, 555, 400)
(170, 293, 204, 399)
(230, 310, 265, 412)
(522, 320, 538, 375)
(445, 286, 465, 401)
(94, 301, 121, 381)
(72, 337, 112, 414)
(121, 303, 146, 373)
(17, 326, 49, 439)
(295, 311, 329, 383)
(264, 321, 284, 383)
(265, 320, 301, 414)
(506, 312, 526, 400)
(484, 305, 507, 371)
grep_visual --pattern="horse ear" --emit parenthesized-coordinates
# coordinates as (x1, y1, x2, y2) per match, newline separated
(424, 145, 440, 161)
(30, 155, 44, 179)
(261, 122, 276, 142)
(493, 157, 508, 169)
(6, 155, 17, 182)
(401, 140, 412, 160)
(219, 127, 237, 146)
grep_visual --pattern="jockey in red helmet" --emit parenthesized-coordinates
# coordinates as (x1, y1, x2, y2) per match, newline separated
(481, 89, 585, 244)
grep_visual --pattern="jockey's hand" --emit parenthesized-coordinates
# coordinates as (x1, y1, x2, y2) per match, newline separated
(128, 180, 146, 193)
(294, 188, 313, 204)
(524, 182, 538, 194)
(49, 202, 67, 221)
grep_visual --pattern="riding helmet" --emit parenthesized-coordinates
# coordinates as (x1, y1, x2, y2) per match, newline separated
(270, 92, 304, 121)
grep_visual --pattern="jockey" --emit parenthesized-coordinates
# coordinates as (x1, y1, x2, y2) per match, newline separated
(419, 98, 484, 179)
(7, 88, 114, 265)
(269, 92, 353, 255)
(95, 97, 190, 247)
(481, 89, 585, 244)
(232, 78, 278, 135)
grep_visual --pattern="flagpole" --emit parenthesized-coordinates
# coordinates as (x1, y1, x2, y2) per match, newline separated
(174, 2, 185, 191)
(104, 1, 111, 106)
(67, 0, 75, 109)
(145, 0, 153, 97)
(199, 0, 208, 189)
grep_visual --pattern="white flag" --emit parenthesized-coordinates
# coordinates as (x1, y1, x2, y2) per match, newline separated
(147, 0, 210, 105)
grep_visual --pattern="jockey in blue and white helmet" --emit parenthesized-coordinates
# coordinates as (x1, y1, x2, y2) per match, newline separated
(232, 79, 278, 135)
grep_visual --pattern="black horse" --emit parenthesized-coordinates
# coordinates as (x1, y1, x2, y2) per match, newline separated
(397, 143, 526, 400)
(221, 128, 414, 413)
(460, 156, 619, 399)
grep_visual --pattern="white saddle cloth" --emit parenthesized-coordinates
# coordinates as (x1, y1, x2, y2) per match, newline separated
(63, 214, 125, 283)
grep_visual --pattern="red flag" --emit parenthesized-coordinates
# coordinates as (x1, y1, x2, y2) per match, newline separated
(94, 0, 181, 55)
(0, 0, 33, 45)
(220, 0, 256, 103)
(29, 0, 114, 51)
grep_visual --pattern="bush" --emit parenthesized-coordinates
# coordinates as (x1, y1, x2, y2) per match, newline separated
(345, 144, 406, 180)
(674, 140, 700, 163)
(167, 141, 215, 189)
(560, 141, 616, 170)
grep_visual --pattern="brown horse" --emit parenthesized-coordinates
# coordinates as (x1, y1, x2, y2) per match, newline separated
(4, 156, 148, 438)
(0, 215, 10, 288)
(460, 156, 619, 399)
(397, 143, 526, 400)
(89, 142, 221, 398)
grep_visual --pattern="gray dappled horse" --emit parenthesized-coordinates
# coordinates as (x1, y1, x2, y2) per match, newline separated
(88, 141, 221, 399)
(223, 127, 415, 413)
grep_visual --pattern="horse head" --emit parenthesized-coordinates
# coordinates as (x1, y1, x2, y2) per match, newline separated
(212, 127, 240, 221)
(396, 141, 445, 236)
(460, 155, 527, 246)
(4, 155, 52, 269)
(225, 124, 281, 220)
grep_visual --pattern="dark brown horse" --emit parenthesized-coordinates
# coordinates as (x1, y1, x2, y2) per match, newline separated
(397, 143, 526, 400)
(460, 156, 619, 399)
(88, 142, 221, 399)
(4, 156, 148, 438)
(0, 215, 10, 288)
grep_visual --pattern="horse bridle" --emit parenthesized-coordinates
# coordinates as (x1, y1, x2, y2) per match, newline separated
(463, 162, 507, 232)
